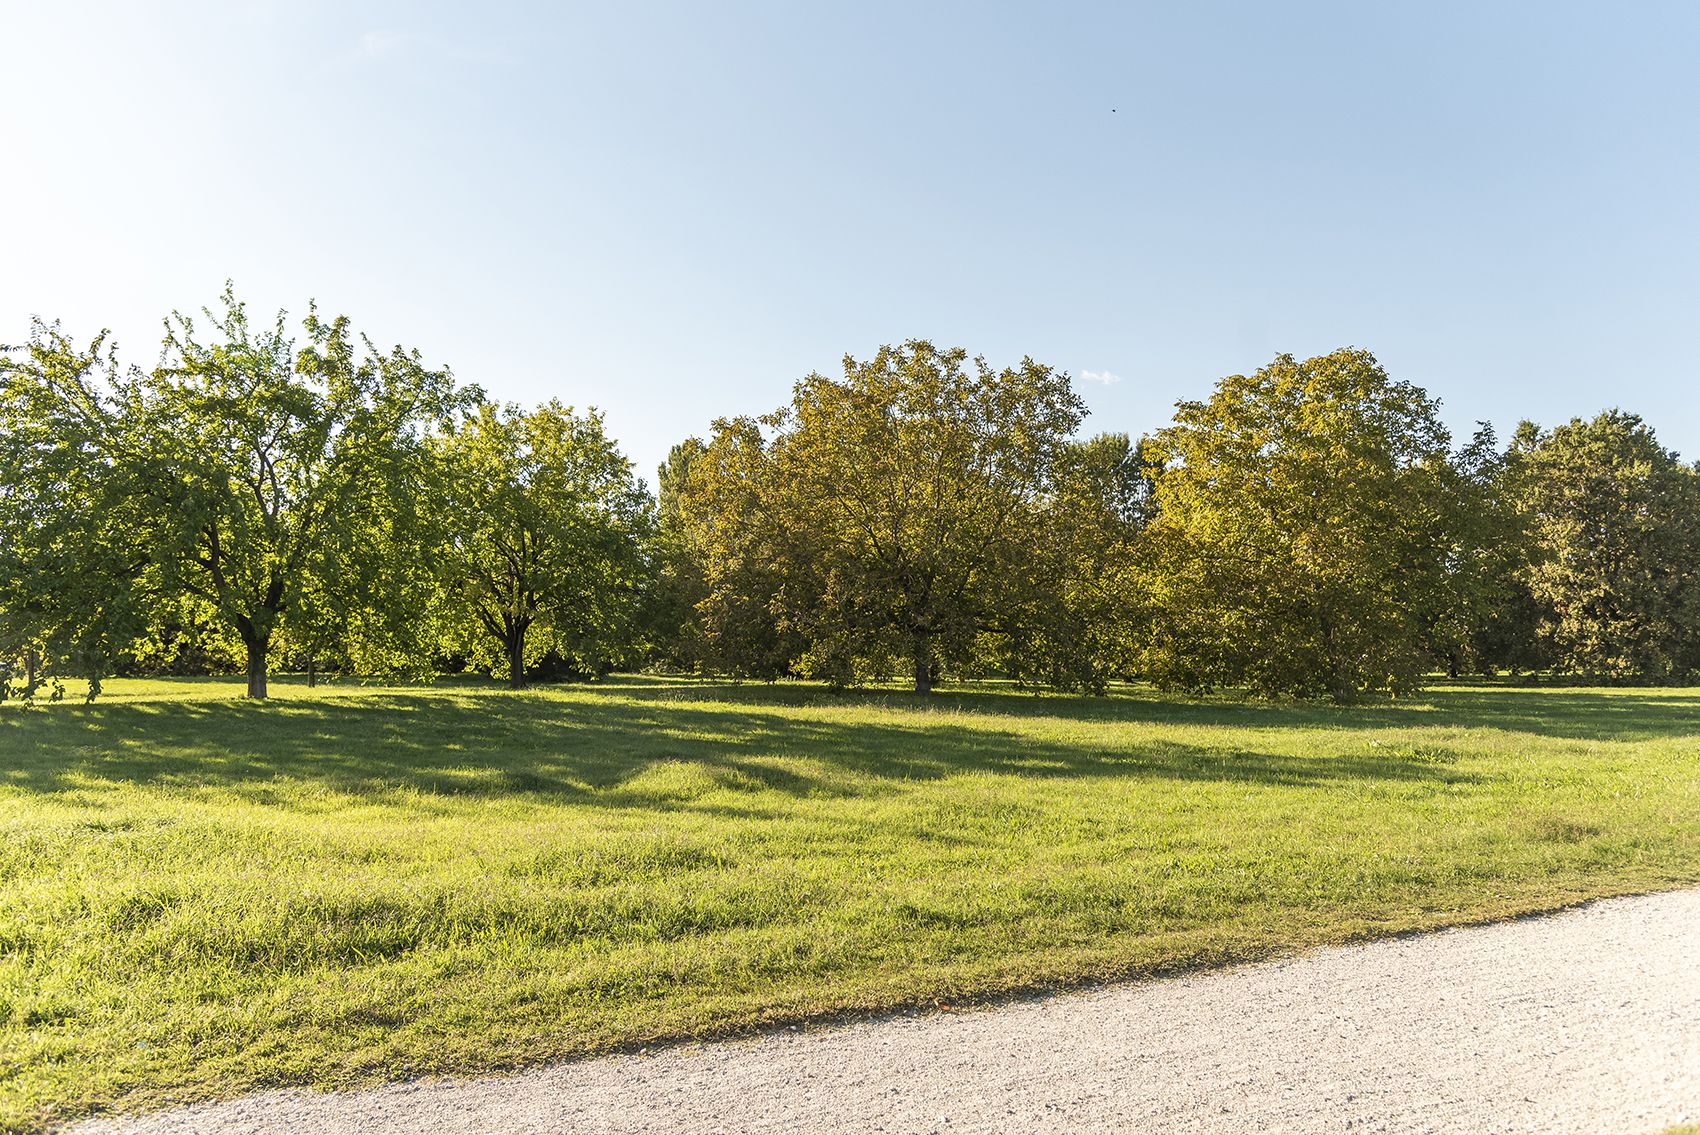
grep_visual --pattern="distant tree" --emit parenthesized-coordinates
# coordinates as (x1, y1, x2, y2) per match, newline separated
(985, 432, 1152, 690)
(759, 340, 1087, 693)
(1435, 424, 1551, 676)
(648, 441, 702, 671)
(649, 421, 801, 679)
(648, 438, 706, 671)
(1060, 431, 1161, 531)
(1504, 411, 1700, 680)
(1469, 578, 1552, 676)
(1137, 348, 1461, 701)
(1405, 423, 1536, 678)
(434, 401, 654, 687)
(0, 324, 150, 699)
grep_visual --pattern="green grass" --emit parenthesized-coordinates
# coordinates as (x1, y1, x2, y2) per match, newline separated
(2, 676, 1697, 1131)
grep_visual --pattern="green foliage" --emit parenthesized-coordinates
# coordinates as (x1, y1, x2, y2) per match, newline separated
(1137, 349, 1468, 701)
(10, 287, 1700, 701)
(1, 288, 466, 699)
(434, 401, 654, 686)
(644, 440, 712, 671)
(1403, 422, 1536, 679)
(1505, 411, 1700, 680)
(792, 342, 1088, 692)
(1453, 425, 1552, 676)
(3, 676, 1697, 1129)
(667, 341, 1091, 693)
(984, 432, 1151, 690)
(137, 289, 464, 696)
(654, 424, 803, 679)
(0, 324, 150, 700)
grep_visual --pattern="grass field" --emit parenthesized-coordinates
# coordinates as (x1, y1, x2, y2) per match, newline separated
(2, 676, 1697, 1131)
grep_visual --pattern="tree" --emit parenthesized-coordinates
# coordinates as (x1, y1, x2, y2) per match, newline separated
(274, 474, 443, 687)
(983, 432, 1152, 691)
(1137, 348, 1461, 701)
(132, 287, 459, 698)
(652, 426, 802, 679)
(755, 340, 1086, 694)
(1465, 435, 1553, 677)
(1403, 422, 1552, 678)
(1406, 422, 1534, 679)
(1504, 411, 1700, 680)
(435, 401, 654, 687)
(0, 323, 150, 699)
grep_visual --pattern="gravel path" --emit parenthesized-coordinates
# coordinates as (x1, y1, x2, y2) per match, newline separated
(76, 889, 1699, 1135)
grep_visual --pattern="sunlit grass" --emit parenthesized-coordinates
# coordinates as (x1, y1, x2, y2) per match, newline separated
(2, 675, 1697, 1131)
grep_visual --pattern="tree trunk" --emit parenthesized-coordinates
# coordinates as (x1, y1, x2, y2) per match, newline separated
(306, 655, 317, 688)
(244, 636, 269, 699)
(911, 629, 933, 695)
(1317, 615, 1354, 704)
(24, 649, 38, 696)
(234, 616, 270, 699)
(234, 582, 284, 700)
(506, 627, 527, 689)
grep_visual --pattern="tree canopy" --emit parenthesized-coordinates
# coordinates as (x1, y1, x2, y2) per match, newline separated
(1505, 411, 1700, 680)
(6, 292, 1699, 703)
(435, 401, 654, 687)
(135, 289, 465, 696)
(1135, 348, 1473, 699)
(663, 341, 1092, 693)
(0, 324, 149, 699)
(3, 288, 471, 698)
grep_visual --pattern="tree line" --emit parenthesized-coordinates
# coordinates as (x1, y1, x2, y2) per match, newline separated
(4, 288, 1697, 703)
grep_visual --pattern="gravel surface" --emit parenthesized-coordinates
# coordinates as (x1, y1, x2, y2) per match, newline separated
(74, 889, 1700, 1135)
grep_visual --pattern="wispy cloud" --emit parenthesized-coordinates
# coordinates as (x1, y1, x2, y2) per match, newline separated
(355, 29, 406, 60)
(1080, 369, 1123, 386)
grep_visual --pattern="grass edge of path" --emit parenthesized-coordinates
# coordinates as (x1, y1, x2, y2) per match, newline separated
(56, 879, 1700, 1134)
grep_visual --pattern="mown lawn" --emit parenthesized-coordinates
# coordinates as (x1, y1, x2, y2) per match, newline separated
(1, 676, 1697, 1131)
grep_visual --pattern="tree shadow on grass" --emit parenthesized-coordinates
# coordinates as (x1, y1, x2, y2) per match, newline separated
(0, 683, 1483, 803)
(601, 675, 1700, 744)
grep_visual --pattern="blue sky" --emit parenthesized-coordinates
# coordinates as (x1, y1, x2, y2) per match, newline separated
(4, 2, 1697, 479)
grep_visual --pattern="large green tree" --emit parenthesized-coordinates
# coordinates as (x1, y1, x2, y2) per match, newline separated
(1504, 411, 1700, 680)
(724, 340, 1087, 694)
(139, 290, 460, 697)
(1137, 348, 1465, 701)
(434, 401, 654, 687)
(2, 289, 463, 699)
